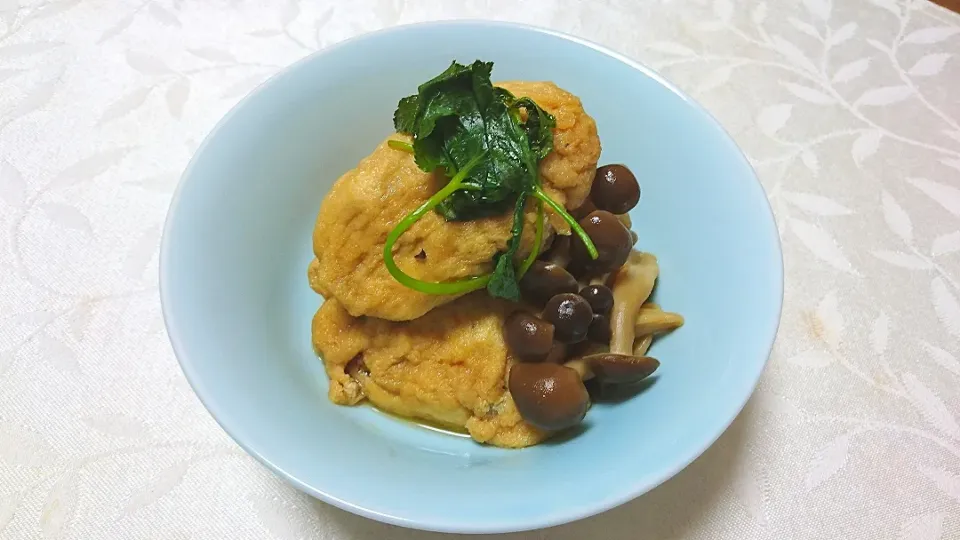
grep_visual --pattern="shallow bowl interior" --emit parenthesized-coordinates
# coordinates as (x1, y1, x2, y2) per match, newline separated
(160, 21, 783, 534)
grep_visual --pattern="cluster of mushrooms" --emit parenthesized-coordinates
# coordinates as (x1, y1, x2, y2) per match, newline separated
(504, 165, 683, 432)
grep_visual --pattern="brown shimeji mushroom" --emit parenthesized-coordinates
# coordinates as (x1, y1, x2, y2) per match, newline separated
(591, 165, 641, 215)
(580, 279, 614, 315)
(504, 311, 555, 362)
(503, 310, 573, 364)
(580, 273, 615, 344)
(507, 254, 674, 430)
(572, 251, 662, 385)
(570, 197, 597, 220)
(542, 293, 594, 344)
(570, 210, 633, 276)
(519, 236, 579, 306)
(508, 362, 590, 431)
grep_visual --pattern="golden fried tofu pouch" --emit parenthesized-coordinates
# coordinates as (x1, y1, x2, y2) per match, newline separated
(308, 81, 601, 321)
(311, 293, 550, 448)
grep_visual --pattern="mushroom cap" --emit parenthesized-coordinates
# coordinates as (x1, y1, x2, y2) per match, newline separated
(584, 353, 659, 384)
(579, 284, 614, 315)
(591, 164, 641, 215)
(543, 293, 594, 344)
(504, 311, 555, 362)
(587, 313, 612, 343)
(570, 197, 597, 220)
(508, 362, 590, 431)
(570, 210, 633, 274)
(519, 261, 579, 306)
(543, 341, 569, 364)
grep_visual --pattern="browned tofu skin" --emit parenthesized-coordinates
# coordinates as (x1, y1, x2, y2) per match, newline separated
(312, 294, 549, 448)
(308, 81, 601, 321)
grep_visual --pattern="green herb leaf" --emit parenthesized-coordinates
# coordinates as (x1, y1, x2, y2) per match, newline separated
(486, 196, 528, 300)
(387, 60, 597, 300)
(393, 95, 418, 133)
(512, 97, 556, 162)
(382, 153, 491, 295)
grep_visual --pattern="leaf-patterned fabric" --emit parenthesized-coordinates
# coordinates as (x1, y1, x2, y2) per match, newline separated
(1, 0, 959, 539)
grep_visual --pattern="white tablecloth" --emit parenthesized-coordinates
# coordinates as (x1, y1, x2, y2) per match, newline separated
(2, 1, 960, 538)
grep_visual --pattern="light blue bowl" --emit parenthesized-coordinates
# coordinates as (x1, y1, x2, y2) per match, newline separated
(160, 21, 783, 534)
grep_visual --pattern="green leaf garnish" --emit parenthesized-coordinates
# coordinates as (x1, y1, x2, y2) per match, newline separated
(383, 153, 491, 295)
(385, 60, 598, 300)
(393, 95, 419, 134)
(486, 195, 528, 300)
(519, 199, 545, 277)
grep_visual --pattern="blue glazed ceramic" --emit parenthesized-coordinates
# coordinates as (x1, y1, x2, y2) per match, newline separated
(160, 21, 783, 534)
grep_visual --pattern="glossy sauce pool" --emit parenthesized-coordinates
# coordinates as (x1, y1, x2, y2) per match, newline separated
(371, 405, 472, 438)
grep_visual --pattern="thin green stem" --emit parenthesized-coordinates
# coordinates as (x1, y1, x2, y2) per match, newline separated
(388, 140, 414, 153)
(383, 153, 491, 295)
(532, 186, 598, 259)
(519, 198, 544, 277)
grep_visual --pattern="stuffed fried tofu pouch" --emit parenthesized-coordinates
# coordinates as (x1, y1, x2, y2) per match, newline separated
(308, 81, 601, 321)
(312, 293, 550, 448)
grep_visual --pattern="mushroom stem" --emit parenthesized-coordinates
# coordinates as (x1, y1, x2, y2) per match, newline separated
(564, 358, 594, 381)
(609, 252, 659, 355)
(567, 252, 662, 386)
(633, 334, 653, 356)
(577, 271, 613, 294)
(634, 307, 685, 336)
(562, 340, 607, 380)
(544, 342, 568, 364)
(589, 272, 610, 286)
